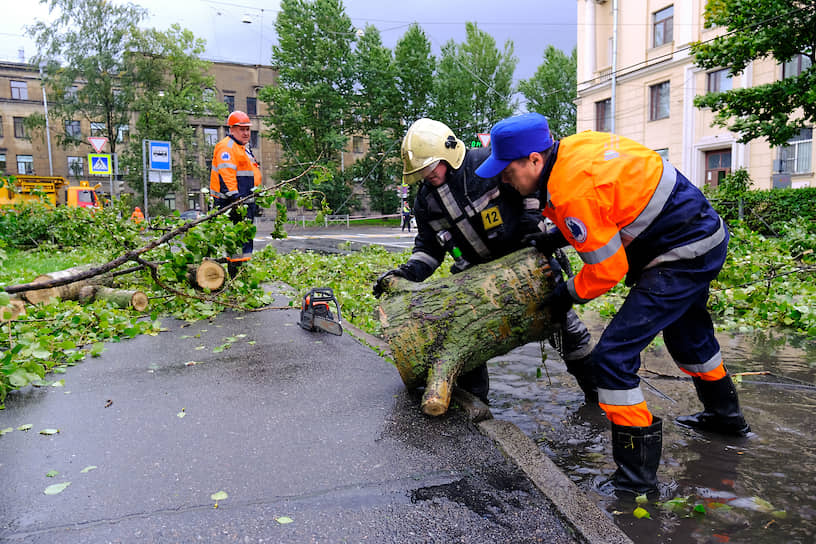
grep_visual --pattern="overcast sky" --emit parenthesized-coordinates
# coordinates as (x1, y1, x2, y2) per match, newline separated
(1, 0, 577, 84)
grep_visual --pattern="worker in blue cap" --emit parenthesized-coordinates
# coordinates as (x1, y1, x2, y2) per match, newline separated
(476, 112, 750, 497)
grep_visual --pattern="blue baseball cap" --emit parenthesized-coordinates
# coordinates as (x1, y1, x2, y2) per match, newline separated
(475, 113, 553, 178)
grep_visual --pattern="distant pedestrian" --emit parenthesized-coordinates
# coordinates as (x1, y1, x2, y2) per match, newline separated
(401, 202, 412, 232)
(130, 206, 144, 224)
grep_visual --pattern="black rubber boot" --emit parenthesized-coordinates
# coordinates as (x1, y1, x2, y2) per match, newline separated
(610, 417, 662, 496)
(565, 355, 598, 404)
(456, 364, 489, 404)
(676, 375, 751, 436)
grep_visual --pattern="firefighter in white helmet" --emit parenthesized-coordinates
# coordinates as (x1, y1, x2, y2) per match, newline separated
(373, 118, 596, 405)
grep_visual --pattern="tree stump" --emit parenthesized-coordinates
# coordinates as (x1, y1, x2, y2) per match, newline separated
(377, 247, 561, 416)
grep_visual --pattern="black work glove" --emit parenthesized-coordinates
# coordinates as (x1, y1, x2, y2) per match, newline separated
(521, 229, 569, 255)
(372, 268, 406, 298)
(541, 281, 573, 325)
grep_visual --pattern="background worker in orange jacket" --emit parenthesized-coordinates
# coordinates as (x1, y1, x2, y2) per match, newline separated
(130, 206, 144, 224)
(209, 111, 262, 262)
(476, 113, 750, 497)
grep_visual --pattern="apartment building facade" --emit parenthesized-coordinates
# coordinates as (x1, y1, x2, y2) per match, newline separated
(576, 0, 813, 190)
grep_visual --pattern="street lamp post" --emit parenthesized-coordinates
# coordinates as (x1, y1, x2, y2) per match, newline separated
(38, 64, 54, 176)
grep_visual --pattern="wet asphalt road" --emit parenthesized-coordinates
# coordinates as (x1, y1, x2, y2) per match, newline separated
(0, 286, 581, 543)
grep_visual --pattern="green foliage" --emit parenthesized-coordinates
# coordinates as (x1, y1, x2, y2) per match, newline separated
(518, 46, 577, 138)
(691, 0, 816, 145)
(120, 24, 227, 201)
(28, 0, 147, 156)
(394, 24, 436, 123)
(260, 0, 355, 197)
(711, 186, 816, 234)
(430, 22, 518, 136)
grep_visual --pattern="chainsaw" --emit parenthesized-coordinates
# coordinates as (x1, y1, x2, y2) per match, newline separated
(298, 287, 342, 336)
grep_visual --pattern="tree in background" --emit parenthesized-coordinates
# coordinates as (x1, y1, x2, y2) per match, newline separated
(119, 25, 227, 210)
(350, 25, 402, 215)
(431, 23, 517, 140)
(394, 24, 436, 125)
(259, 0, 356, 211)
(518, 46, 577, 138)
(28, 0, 146, 156)
(692, 0, 815, 145)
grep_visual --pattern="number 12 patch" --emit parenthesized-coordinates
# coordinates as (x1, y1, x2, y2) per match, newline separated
(480, 206, 503, 229)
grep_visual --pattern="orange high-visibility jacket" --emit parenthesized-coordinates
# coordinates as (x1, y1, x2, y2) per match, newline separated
(209, 136, 261, 201)
(543, 132, 725, 302)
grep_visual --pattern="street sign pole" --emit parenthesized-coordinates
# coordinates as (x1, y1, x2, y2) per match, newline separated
(142, 139, 149, 219)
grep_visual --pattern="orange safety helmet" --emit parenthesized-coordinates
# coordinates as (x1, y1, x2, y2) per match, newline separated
(227, 111, 251, 127)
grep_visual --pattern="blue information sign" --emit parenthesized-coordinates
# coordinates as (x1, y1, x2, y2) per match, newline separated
(148, 140, 172, 171)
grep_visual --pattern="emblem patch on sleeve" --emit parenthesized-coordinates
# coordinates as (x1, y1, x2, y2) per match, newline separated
(564, 217, 588, 244)
(220, 152, 231, 161)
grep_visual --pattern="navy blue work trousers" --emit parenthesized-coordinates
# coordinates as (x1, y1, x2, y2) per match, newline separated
(592, 228, 730, 392)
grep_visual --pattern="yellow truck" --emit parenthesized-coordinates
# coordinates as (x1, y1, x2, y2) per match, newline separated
(0, 175, 101, 209)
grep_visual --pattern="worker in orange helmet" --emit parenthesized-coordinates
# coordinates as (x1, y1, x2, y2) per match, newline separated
(130, 206, 144, 224)
(209, 110, 262, 264)
(477, 113, 750, 498)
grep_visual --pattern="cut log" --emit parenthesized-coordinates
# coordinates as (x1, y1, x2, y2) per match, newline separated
(22, 264, 98, 305)
(187, 259, 226, 290)
(377, 247, 561, 417)
(0, 297, 26, 323)
(93, 287, 149, 311)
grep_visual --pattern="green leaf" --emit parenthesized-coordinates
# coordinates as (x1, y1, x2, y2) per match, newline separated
(17, 424, 32, 431)
(210, 490, 228, 501)
(44, 482, 71, 495)
(80, 465, 98, 473)
(632, 506, 651, 519)
(693, 503, 706, 514)
(39, 428, 60, 435)
(275, 516, 294, 524)
(46, 470, 59, 477)
(90, 342, 105, 357)
(635, 494, 649, 504)
(0, 427, 13, 436)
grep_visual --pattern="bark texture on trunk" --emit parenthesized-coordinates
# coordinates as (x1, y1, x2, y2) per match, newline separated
(377, 247, 561, 416)
(78, 286, 148, 311)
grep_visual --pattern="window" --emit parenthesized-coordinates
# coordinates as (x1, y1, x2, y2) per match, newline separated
(246, 97, 257, 116)
(67, 156, 84, 177)
(13, 117, 26, 139)
(65, 120, 81, 140)
(707, 69, 732, 93)
(778, 128, 812, 174)
(653, 6, 674, 47)
(203, 127, 219, 146)
(17, 155, 33, 175)
(353, 136, 363, 154)
(91, 122, 106, 137)
(595, 99, 611, 132)
(0, 153, 6, 173)
(117, 125, 129, 143)
(10, 80, 27, 100)
(65, 86, 78, 102)
(224, 94, 235, 111)
(164, 194, 176, 210)
(655, 148, 670, 161)
(649, 81, 671, 121)
(783, 54, 812, 79)
(203, 88, 215, 101)
(250, 130, 259, 148)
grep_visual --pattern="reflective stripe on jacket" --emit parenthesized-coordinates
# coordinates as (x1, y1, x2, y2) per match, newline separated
(542, 131, 725, 302)
(209, 136, 261, 200)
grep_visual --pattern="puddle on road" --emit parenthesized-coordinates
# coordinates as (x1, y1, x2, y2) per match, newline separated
(488, 312, 816, 544)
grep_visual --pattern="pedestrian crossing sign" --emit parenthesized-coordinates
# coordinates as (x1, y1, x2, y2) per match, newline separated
(88, 153, 112, 175)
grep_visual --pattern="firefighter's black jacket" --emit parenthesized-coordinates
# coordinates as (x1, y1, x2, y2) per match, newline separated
(400, 147, 547, 282)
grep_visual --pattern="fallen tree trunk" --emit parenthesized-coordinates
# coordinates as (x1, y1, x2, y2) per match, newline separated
(377, 247, 561, 416)
(78, 285, 149, 311)
(0, 297, 26, 323)
(23, 265, 98, 305)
